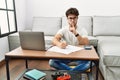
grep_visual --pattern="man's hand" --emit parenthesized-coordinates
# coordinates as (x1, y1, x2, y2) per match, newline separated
(58, 41, 67, 49)
(69, 24, 77, 35)
(52, 34, 68, 49)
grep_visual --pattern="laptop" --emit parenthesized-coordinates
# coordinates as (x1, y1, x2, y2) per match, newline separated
(19, 31, 52, 51)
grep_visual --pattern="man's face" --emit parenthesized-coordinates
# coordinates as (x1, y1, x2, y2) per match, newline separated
(67, 14, 78, 28)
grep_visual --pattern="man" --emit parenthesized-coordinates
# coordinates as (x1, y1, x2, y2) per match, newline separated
(49, 8, 90, 72)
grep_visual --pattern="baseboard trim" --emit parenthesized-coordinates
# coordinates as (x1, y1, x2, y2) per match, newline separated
(0, 59, 5, 67)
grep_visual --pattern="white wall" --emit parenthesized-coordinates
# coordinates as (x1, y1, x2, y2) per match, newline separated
(15, 0, 26, 31)
(25, 0, 120, 29)
(0, 37, 9, 61)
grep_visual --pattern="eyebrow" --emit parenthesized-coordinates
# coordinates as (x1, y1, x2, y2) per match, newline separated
(68, 17, 77, 19)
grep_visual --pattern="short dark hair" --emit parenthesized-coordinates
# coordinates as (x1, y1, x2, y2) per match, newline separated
(66, 8, 79, 17)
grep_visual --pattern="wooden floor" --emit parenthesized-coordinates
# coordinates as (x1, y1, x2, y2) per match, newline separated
(0, 59, 104, 80)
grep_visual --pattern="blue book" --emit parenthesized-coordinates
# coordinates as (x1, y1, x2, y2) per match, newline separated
(25, 69, 46, 80)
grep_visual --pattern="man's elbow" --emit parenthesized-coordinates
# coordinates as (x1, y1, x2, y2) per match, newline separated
(84, 38, 89, 45)
(81, 37, 89, 45)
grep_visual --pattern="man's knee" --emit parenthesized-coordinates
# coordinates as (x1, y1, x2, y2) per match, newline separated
(49, 59, 54, 67)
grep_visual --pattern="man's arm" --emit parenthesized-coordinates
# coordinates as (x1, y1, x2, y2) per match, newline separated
(69, 25, 89, 45)
(52, 34, 67, 49)
(76, 35, 89, 45)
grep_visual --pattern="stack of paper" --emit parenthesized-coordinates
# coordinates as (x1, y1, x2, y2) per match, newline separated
(24, 69, 46, 80)
(48, 45, 83, 54)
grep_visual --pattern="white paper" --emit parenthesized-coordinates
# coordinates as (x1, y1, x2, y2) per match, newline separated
(47, 45, 83, 54)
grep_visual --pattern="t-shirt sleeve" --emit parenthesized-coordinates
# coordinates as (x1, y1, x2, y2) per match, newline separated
(56, 28, 66, 37)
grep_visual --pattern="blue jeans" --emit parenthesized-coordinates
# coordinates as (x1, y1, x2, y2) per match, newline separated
(49, 59, 91, 72)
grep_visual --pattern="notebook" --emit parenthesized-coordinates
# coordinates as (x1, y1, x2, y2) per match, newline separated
(19, 31, 52, 51)
(24, 69, 46, 80)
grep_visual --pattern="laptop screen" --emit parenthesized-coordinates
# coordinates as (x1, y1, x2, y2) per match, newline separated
(19, 31, 46, 51)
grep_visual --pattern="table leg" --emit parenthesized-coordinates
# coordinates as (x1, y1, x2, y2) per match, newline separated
(95, 61, 99, 80)
(90, 61, 92, 73)
(5, 57, 10, 80)
(93, 60, 99, 80)
(25, 59, 28, 69)
(88, 61, 93, 80)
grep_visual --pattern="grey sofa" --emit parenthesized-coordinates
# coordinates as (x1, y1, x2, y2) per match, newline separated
(8, 16, 120, 80)
(93, 16, 120, 80)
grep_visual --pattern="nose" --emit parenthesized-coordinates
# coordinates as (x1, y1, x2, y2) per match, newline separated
(71, 19, 74, 22)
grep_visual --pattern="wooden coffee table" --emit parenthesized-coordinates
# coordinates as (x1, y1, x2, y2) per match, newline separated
(5, 45, 99, 80)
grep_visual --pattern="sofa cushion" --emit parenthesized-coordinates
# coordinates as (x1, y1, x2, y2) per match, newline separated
(32, 17, 62, 36)
(97, 36, 120, 66)
(93, 16, 120, 36)
(62, 16, 92, 36)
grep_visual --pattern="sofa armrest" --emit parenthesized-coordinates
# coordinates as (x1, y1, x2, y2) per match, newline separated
(87, 36, 98, 47)
(8, 32, 20, 51)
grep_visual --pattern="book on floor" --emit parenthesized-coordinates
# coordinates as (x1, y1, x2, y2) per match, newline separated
(23, 74, 46, 80)
(24, 69, 46, 80)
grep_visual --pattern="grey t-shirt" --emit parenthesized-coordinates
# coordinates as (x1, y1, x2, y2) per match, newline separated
(57, 26, 88, 46)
